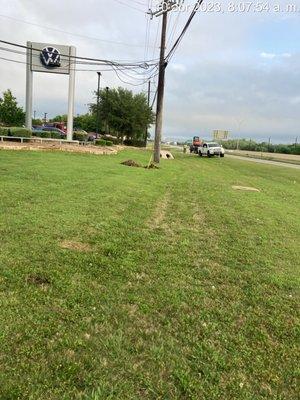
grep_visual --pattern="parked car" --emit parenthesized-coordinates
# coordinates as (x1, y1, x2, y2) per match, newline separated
(198, 142, 225, 157)
(32, 126, 66, 139)
(87, 132, 99, 141)
(42, 126, 66, 138)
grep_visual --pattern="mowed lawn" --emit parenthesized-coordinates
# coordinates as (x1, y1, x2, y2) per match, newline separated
(0, 148, 299, 400)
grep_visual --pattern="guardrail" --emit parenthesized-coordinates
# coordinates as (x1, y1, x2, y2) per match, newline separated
(0, 136, 80, 145)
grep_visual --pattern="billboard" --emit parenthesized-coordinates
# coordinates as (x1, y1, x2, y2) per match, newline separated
(29, 42, 73, 75)
(213, 130, 229, 141)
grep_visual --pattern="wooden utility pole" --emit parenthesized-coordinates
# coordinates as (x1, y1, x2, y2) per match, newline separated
(153, 8, 168, 164)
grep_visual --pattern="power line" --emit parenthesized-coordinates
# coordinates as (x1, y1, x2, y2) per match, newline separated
(0, 44, 157, 72)
(144, 1, 152, 61)
(0, 39, 161, 86)
(151, 87, 158, 108)
(128, 0, 149, 6)
(149, 10, 161, 106)
(0, 48, 159, 86)
(166, 9, 181, 49)
(0, 14, 155, 49)
(0, 54, 154, 73)
(111, 0, 146, 13)
(166, 0, 204, 62)
(0, 43, 160, 67)
(0, 39, 158, 68)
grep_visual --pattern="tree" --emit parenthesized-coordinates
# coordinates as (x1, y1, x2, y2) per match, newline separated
(0, 90, 25, 126)
(90, 87, 154, 142)
(50, 114, 68, 123)
(32, 119, 44, 126)
(74, 113, 97, 132)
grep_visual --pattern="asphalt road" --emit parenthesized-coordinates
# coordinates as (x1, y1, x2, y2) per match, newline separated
(227, 155, 300, 170)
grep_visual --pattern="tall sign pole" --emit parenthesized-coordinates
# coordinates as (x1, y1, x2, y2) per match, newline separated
(96, 72, 102, 136)
(25, 42, 33, 130)
(67, 46, 76, 141)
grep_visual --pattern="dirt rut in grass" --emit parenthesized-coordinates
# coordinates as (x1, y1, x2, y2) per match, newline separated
(60, 240, 92, 252)
(148, 192, 170, 229)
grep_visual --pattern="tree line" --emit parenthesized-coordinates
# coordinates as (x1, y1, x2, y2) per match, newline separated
(1, 89, 299, 155)
(222, 139, 300, 155)
(0, 88, 154, 145)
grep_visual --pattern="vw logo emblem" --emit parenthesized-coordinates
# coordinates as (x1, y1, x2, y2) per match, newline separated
(40, 46, 61, 68)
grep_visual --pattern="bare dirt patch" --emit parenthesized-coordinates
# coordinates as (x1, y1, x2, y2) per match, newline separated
(0, 141, 120, 155)
(60, 240, 92, 252)
(27, 274, 51, 286)
(232, 185, 260, 192)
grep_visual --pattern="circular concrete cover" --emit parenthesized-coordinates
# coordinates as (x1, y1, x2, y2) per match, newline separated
(160, 150, 174, 159)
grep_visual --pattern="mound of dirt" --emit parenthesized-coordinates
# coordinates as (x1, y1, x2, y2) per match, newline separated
(145, 163, 159, 169)
(121, 160, 142, 167)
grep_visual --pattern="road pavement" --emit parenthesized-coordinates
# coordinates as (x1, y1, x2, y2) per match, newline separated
(227, 155, 300, 170)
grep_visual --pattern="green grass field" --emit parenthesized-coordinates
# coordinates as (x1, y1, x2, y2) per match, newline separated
(0, 148, 299, 400)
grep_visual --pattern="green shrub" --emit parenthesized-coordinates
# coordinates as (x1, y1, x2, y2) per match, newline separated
(105, 140, 113, 146)
(123, 139, 145, 147)
(276, 145, 291, 154)
(290, 145, 300, 155)
(102, 135, 120, 144)
(73, 131, 88, 141)
(33, 130, 64, 139)
(95, 139, 107, 146)
(50, 131, 62, 139)
(0, 127, 10, 136)
(37, 131, 52, 138)
(6, 127, 32, 137)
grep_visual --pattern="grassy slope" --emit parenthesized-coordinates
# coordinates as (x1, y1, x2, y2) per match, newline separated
(0, 149, 299, 400)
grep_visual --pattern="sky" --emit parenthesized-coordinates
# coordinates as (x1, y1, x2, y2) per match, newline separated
(0, 0, 299, 143)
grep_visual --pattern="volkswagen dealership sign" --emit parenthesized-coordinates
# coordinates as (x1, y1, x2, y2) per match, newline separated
(29, 42, 73, 74)
(40, 46, 61, 68)
(26, 41, 76, 140)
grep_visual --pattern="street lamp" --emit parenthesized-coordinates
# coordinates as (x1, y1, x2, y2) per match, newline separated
(96, 72, 101, 137)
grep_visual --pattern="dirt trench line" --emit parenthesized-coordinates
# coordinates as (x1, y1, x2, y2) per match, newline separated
(147, 191, 171, 229)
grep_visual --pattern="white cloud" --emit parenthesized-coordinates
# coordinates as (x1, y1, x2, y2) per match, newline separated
(260, 52, 276, 59)
(0, 0, 299, 142)
(260, 52, 292, 59)
(169, 63, 186, 72)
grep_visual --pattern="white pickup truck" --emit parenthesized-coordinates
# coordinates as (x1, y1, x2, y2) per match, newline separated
(198, 142, 225, 158)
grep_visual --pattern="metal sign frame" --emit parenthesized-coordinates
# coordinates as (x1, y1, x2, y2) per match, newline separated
(25, 41, 76, 141)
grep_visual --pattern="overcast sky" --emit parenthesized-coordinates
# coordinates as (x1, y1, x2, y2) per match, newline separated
(0, 0, 299, 142)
